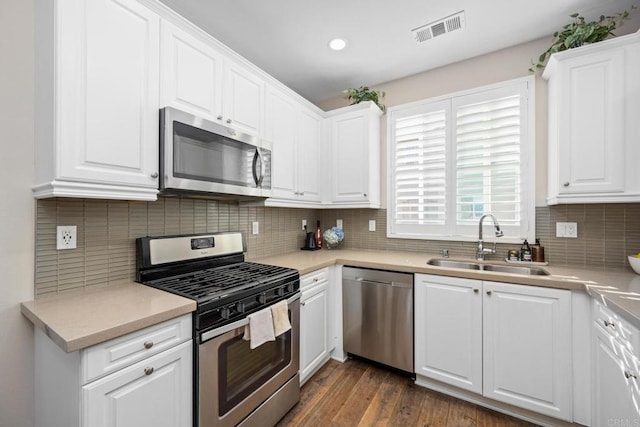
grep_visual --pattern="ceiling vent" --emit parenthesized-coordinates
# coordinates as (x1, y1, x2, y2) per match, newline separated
(412, 11, 465, 43)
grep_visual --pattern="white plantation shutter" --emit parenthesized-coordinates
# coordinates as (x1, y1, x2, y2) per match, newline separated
(389, 78, 533, 241)
(392, 101, 448, 234)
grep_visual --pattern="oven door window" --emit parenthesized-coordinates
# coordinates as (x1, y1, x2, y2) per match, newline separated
(218, 330, 291, 416)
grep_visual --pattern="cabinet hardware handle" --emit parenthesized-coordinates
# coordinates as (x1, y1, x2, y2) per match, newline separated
(625, 370, 637, 380)
(486, 290, 492, 295)
(294, 192, 299, 195)
(473, 289, 479, 293)
(563, 182, 570, 187)
(144, 367, 154, 376)
(363, 193, 367, 197)
(150, 172, 158, 179)
(144, 341, 154, 349)
(217, 115, 223, 120)
(226, 119, 232, 124)
(300, 192, 305, 196)
(301, 301, 306, 306)
(313, 278, 318, 282)
(604, 320, 616, 329)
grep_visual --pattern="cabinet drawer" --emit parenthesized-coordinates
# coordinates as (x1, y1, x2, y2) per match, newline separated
(81, 314, 192, 384)
(593, 300, 639, 355)
(301, 268, 329, 291)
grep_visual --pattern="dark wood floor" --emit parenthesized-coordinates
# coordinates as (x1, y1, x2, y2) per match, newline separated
(278, 358, 538, 427)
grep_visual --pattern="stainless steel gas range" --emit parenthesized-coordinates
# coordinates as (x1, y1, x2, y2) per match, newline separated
(137, 232, 300, 427)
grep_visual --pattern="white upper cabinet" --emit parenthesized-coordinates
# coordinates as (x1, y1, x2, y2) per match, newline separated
(265, 85, 322, 205)
(222, 59, 265, 137)
(544, 30, 640, 204)
(34, 0, 161, 201)
(160, 20, 223, 121)
(326, 102, 382, 208)
(267, 87, 299, 200)
(160, 20, 264, 137)
(297, 107, 322, 203)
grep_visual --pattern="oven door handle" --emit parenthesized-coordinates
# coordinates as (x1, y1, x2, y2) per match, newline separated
(200, 293, 300, 343)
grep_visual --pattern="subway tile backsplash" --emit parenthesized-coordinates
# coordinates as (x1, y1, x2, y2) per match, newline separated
(35, 199, 640, 297)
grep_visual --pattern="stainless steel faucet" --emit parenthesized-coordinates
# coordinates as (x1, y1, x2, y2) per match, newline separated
(476, 214, 504, 260)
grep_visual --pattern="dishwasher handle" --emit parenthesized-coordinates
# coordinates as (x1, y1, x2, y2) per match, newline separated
(352, 277, 413, 289)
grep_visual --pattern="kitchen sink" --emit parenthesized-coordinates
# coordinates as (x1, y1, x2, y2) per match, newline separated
(426, 259, 550, 276)
(427, 259, 481, 270)
(481, 264, 550, 276)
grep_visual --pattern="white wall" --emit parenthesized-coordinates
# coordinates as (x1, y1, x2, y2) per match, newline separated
(0, 1, 35, 427)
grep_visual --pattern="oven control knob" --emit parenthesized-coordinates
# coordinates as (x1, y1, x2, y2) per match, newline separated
(275, 287, 284, 297)
(220, 307, 231, 320)
(236, 302, 245, 313)
(257, 293, 267, 304)
(287, 284, 294, 293)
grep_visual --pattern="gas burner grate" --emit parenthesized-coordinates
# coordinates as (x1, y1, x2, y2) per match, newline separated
(146, 262, 295, 300)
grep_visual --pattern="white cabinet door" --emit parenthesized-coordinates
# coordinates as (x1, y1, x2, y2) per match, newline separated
(544, 31, 640, 204)
(223, 60, 264, 137)
(35, 0, 160, 200)
(160, 20, 223, 120)
(483, 281, 572, 421)
(82, 340, 192, 427)
(267, 88, 298, 200)
(555, 50, 625, 195)
(414, 274, 482, 394)
(327, 102, 382, 207)
(592, 324, 640, 426)
(297, 108, 322, 202)
(263, 89, 322, 205)
(299, 282, 329, 385)
(331, 111, 369, 203)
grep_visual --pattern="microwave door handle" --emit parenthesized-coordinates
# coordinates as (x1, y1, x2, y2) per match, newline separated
(252, 148, 265, 187)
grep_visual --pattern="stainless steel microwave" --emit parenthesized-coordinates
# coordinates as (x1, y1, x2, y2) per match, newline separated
(159, 107, 271, 199)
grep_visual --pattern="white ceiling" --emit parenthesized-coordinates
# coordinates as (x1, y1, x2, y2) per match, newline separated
(159, 0, 639, 103)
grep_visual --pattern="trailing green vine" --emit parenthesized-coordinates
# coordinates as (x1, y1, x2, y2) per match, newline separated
(529, 7, 634, 72)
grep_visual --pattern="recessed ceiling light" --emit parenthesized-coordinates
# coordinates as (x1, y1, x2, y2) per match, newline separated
(329, 38, 347, 51)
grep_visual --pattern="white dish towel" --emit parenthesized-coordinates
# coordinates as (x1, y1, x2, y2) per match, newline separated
(243, 307, 275, 349)
(271, 300, 291, 337)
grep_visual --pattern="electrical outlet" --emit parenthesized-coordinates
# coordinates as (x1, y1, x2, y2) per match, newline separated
(252, 221, 259, 235)
(302, 219, 307, 230)
(368, 220, 376, 232)
(336, 219, 343, 229)
(57, 225, 77, 250)
(565, 222, 577, 238)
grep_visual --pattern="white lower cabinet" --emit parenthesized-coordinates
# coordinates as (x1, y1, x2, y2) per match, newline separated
(592, 300, 640, 426)
(482, 281, 572, 421)
(415, 275, 482, 393)
(82, 341, 192, 427)
(299, 267, 335, 385)
(35, 315, 192, 427)
(414, 274, 572, 422)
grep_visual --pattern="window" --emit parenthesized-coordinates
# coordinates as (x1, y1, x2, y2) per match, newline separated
(388, 77, 534, 242)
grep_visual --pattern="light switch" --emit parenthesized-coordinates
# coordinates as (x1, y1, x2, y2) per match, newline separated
(369, 220, 376, 232)
(252, 221, 259, 235)
(556, 222, 578, 238)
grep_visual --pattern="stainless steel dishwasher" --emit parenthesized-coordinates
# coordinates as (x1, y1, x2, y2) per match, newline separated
(342, 267, 413, 373)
